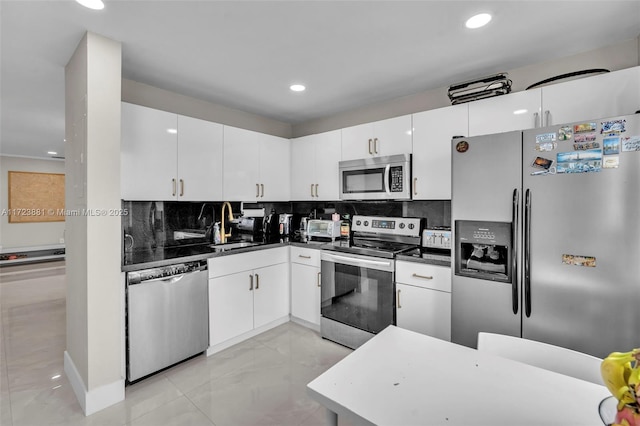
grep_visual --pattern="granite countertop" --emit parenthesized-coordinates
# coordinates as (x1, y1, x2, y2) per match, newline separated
(396, 248, 451, 267)
(122, 236, 451, 272)
(122, 235, 333, 272)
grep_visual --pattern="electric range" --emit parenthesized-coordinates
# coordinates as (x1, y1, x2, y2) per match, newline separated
(319, 215, 424, 349)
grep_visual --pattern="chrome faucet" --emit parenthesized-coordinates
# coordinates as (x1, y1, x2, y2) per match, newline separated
(220, 202, 234, 244)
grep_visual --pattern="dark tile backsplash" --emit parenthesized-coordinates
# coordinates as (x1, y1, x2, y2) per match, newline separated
(122, 199, 450, 252)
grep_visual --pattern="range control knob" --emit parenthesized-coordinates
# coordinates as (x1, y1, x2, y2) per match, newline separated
(399, 223, 405, 229)
(364, 221, 369, 226)
(356, 220, 362, 226)
(408, 223, 415, 230)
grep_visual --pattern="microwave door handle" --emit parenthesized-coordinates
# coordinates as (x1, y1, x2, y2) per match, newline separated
(384, 164, 391, 194)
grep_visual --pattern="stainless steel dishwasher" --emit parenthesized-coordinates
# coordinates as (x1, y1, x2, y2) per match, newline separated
(126, 259, 209, 382)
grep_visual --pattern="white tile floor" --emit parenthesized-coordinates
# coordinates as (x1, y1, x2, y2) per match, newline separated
(0, 262, 353, 426)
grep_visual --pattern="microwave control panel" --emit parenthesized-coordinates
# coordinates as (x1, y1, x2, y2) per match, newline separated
(389, 166, 404, 192)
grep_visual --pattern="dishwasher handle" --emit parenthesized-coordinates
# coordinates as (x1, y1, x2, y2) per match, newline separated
(134, 274, 186, 285)
(127, 260, 208, 285)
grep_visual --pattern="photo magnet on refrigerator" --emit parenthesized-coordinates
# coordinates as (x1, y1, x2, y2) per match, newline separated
(603, 156, 619, 169)
(601, 119, 626, 135)
(558, 126, 573, 141)
(603, 137, 620, 155)
(574, 122, 597, 133)
(622, 136, 640, 152)
(562, 254, 596, 267)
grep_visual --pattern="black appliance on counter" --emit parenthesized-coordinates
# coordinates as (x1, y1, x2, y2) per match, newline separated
(319, 215, 424, 349)
(262, 210, 279, 239)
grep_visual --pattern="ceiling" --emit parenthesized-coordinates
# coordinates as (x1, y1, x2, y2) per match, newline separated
(2, 1, 639, 159)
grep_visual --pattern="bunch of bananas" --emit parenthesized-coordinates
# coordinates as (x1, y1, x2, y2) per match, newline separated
(601, 349, 640, 426)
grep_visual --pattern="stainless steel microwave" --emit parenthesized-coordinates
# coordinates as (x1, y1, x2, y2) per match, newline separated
(339, 154, 411, 200)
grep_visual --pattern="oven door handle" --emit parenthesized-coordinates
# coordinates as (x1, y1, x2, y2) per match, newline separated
(321, 252, 393, 270)
(384, 164, 391, 194)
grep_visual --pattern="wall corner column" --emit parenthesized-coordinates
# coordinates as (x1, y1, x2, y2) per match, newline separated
(64, 31, 124, 416)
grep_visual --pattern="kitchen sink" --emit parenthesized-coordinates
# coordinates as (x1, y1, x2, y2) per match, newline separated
(209, 241, 259, 252)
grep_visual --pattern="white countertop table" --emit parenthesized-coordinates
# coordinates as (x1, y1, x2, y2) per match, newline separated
(307, 326, 610, 426)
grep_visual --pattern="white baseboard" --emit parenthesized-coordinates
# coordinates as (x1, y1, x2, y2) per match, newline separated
(290, 316, 321, 332)
(207, 315, 289, 356)
(64, 351, 125, 416)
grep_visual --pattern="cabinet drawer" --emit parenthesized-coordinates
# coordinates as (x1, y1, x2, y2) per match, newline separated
(396, 261, 451, 292)
(208, 247, 288, 278)
(290, 246, 320, 267)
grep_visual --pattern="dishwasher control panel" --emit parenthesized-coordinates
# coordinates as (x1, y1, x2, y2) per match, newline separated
(127, 259, 207, 284)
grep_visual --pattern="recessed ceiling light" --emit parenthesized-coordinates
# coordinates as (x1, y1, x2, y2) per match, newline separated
(76, 0, 105, 10)
(466, 13, 492, 29)
(48, 151, 58, 155)
(513, 109, 528, 115)
(290, 84, 306, 92)
(167, 128, 178, 134)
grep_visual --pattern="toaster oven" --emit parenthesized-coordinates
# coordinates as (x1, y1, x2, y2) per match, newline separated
(306, 220, 341, 241)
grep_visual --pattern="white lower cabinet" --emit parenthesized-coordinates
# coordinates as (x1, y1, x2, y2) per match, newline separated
(395, 261, 451, 341)
(208, 248, 289, 349)
(290, 247, 321, 327)
(253, 263, 290, 329)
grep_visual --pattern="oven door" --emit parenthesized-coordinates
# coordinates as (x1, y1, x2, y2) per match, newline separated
(320, 251, 395, 334)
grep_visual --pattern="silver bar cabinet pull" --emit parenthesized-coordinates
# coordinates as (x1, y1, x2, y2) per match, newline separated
(412, 273, 433, 280)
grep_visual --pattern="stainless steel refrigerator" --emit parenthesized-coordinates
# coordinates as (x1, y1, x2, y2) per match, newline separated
(451, 113, 640, 358)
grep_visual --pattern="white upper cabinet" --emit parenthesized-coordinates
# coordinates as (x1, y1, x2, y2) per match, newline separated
(540, 66, 640, 126)
(121, 103, 223, 201)
(177, 115, 223, 201)
(468, 89, 542, 137)
(412, 104, 468, 200)
(223, 126, 290, 201)
(121, 102, 178, 200)
(468, 66, 640, 137)
(341, 115, 413, 161)
(290, 130, 341, 201)
(259, 133, 291, 202)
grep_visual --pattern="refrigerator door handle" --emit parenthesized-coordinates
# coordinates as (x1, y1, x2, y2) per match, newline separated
(511, 188, 519, 315)
(524, 188, 532, 317)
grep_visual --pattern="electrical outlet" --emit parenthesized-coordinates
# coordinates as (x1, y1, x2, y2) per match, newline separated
(59, 238, 65, 244)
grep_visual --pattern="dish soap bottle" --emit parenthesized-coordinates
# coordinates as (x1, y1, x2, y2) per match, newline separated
(213, 222, 221, 244)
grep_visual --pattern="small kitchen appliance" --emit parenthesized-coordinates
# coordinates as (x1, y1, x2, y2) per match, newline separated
(278, 213, 294, 236)
(236, 216, 262, 238)
(420, 226, 452, 264)
(299, 217, 309, 237)
(422, 227, 452, 250)
(339, 154, 412, 201)
(306, 219, 341, 241)
(320, 215, 423, 349)
(262, 210, 279, 239)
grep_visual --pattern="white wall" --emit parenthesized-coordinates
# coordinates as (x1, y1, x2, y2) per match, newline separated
(0, 155, 66, 250)
(64, 31, 123, 415)
(122, 79, 292, 138)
